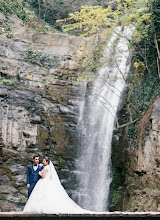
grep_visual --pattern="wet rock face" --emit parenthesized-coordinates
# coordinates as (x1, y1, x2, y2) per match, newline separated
(0, 88, 57, 151)
(117, 96, 160, 211)
(0, 32, 93, 211)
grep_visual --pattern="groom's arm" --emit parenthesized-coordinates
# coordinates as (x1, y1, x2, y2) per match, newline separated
(40, 165, 44, 171)
(27, 166, 31, 188)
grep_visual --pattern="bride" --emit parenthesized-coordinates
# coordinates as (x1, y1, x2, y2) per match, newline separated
(23, 158, 91, 214)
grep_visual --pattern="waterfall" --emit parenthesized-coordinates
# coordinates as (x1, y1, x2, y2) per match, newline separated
(73, 27, 131, 212)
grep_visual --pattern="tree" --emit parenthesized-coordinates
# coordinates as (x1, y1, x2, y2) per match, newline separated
(57, 0, 153, 36)
(26, 0, 104, 29)
(57, 5, 119, 36)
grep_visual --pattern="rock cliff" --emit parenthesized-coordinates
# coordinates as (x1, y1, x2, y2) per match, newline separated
(0, 21, 95, 211)
(110, 95, 160, 212)
(123, 96, 160, 211)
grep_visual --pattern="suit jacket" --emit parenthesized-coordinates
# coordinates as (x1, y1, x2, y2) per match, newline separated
(27, 164, 43, 185)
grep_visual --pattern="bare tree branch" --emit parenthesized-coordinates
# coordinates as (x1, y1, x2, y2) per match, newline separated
(117, 117, 139, 128)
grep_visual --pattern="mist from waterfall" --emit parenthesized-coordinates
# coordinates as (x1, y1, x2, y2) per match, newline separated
(73, 27, 132, 212)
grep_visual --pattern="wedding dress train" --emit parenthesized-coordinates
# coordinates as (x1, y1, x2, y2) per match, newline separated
(23, 162, 91, 214)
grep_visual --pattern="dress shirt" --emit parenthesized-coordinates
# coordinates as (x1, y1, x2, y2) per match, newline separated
(33, 164, 38, 171)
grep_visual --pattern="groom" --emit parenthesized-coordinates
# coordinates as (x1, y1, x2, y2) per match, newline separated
(27, 155, 43, 197)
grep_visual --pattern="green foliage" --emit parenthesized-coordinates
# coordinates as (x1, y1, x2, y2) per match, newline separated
(111, 190, 122, 206)
(0, 0, 53, 38)
(0, 77, 13, 85)
(0, 0, 31, 22)
(0, 19, 14, 38)
(0, 0, 31, 38)
(126, 73, 160, 147)
(127, 122, 138, 148)
(27, 0, 66, 27)
(23, 48, 57, 68)
(23, 48, 48, 67)
(111, 168, 125, 192)
(125, 0, 160, 147)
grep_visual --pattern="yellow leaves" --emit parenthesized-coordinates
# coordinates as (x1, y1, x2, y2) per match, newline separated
(57, 0, 153, 37)
(134, 62, 141, 69)
(132, 30, 141, 40)
(57, 4, 120, 36)
(134, 7, 151, 23)
(134, 61, 146, 73)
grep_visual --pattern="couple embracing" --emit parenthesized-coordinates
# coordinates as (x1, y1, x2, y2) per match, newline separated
(23, 155, 90, 214)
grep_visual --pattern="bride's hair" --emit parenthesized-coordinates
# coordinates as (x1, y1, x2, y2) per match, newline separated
(44, 158, 50, 164)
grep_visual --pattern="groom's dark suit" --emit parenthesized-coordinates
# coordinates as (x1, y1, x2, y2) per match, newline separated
(27, 164, 43, 197)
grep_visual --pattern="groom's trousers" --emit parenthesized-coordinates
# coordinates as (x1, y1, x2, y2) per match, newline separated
(28, 182, 37, 197)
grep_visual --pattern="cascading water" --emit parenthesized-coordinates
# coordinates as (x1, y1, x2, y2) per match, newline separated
(74, 27, 132, 212)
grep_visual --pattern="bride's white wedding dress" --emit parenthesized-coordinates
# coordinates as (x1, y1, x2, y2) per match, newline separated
(23, 162, 91, 214)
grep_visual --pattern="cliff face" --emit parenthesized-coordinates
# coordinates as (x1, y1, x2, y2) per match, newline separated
(123, 96, 160, 211)
(110, 96, 160, 212)
(0, 27, 94, 211)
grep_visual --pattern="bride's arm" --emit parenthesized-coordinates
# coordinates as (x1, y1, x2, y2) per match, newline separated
(38, 167, 48, 178)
